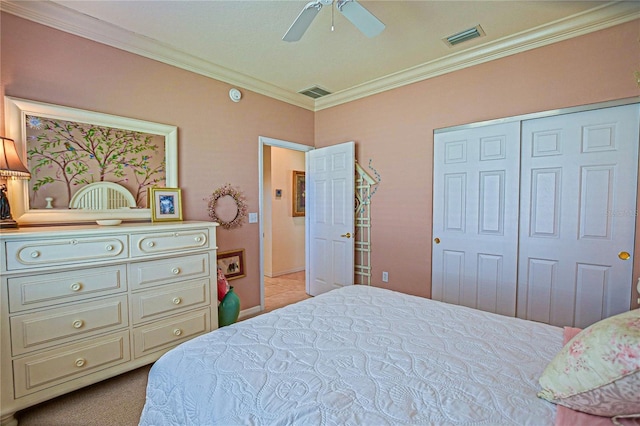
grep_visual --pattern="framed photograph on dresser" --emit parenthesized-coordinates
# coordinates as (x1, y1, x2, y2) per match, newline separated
(150, 187, 182, 222)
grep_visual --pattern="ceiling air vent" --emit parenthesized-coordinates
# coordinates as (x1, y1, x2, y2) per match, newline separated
(299, 86, 332, 99)
(443, 25, 485, 47)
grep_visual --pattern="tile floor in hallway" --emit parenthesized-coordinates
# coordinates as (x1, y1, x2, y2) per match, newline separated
(264, 270, 311, 313)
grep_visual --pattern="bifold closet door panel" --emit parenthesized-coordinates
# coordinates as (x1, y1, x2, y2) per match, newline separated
(517, 104, 640, 328)
(432, 121, 521, 316)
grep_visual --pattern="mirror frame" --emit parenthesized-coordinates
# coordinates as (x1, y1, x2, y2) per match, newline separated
(4, 96, 178, 225)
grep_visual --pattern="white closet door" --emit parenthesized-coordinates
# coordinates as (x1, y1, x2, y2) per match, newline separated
(432, 122, 520, 316)
(518, 104, 639, 328)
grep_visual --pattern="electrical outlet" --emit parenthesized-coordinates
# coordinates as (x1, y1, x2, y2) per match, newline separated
(382, 271, 389, 282)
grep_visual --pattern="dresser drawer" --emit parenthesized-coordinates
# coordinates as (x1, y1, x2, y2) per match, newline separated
(7, 265, 127, 313)
(130, 229, 209, 257)
(13, 330, 130, 398)
(131, 279, 210, 324)
(130, 253, 209, 290)
(10, 295, 129, 356)
(133, 309, 210, 358)
(5, 236, 127, 270)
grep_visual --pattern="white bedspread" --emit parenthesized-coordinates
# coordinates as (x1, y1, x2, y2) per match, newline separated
(139, 285, 562, 425)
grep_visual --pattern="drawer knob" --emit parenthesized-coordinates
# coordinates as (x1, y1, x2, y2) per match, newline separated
(70, 282, 83, 292)
(72, 320, 84, 329)
(173, 328, 183, 336)
(172, 297, 182, 305)
(171, 267, 181, 275)
(30, 251, 41, 258)
(75, 358, 86, 368)
(147, 241, 155, 247)
(195, 236, 202, 242)
(105, 244, 114, 251)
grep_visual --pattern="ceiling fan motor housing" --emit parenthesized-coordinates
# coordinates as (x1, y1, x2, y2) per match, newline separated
(284, 0, 384, 42)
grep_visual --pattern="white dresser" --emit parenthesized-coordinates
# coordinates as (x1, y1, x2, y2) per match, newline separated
(0, 221, 218, 426)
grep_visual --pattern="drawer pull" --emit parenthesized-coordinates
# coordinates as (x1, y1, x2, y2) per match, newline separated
(105, 244, 114, 251)
(147, 241, 155, 247)
(75, 358, 86, 368)
(172, 297, 182, 305)
(173, 328, 183, 336)
(30, 251, 41, 258)
(70, 282, 83, 292)
(72, 320, 85, 329)
(195, 236, 202, 242)
(171, 267, 181, 275)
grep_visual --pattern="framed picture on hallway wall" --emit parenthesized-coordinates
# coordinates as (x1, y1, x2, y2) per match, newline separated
(217, 249, 246, 280)
(292, 170, 305, 217)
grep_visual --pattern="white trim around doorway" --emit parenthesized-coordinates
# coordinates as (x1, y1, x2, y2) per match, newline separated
(258, 136, 314, 312)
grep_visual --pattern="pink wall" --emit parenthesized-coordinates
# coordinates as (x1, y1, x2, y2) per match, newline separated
(315, 20, 640, 306)
(0, 12, 315, 309)
(2, 12, 639, 310)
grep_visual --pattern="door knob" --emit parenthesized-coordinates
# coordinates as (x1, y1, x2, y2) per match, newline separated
(434, 238, 441, 244)
(341, 233, 351, 238)
(618, 251, 631, 260)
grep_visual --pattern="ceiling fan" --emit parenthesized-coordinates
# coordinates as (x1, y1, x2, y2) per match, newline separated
(283, 0, 385, 42)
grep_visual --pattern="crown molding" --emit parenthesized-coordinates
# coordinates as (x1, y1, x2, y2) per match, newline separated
(2, 1, 637, 112)
(0, 0, 316, 111)
(314, 1, 640, 111)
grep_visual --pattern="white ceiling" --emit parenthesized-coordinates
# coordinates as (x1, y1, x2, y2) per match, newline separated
(2, 1, 639, 110)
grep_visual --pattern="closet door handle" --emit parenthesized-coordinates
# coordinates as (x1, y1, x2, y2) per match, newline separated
(434, 238, 441, 244)
(618, 251, 631, 260)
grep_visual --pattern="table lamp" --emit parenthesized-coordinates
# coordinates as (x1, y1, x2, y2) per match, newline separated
(0, 136, 31, 229)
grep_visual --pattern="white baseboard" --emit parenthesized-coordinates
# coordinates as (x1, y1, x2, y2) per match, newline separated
(238, 305, 262, 320)
(267, 267, 305, 278)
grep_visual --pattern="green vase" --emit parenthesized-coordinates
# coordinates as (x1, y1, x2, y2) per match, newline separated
(218, 286, 240, 327)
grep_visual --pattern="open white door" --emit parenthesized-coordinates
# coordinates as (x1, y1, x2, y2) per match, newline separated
(306, 142, 355, 296)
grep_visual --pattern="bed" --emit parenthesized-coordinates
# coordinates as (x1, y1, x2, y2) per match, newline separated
(139, 285, 568, 425)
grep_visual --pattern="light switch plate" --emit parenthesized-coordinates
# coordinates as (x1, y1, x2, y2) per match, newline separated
(248, 212, 258, 223)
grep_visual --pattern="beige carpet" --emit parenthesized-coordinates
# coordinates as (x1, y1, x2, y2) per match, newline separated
(15, 272, 307, 425)
(16, 364, 151, 426)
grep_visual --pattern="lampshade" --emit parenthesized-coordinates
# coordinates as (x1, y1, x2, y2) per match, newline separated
(0, 137, 31, 179)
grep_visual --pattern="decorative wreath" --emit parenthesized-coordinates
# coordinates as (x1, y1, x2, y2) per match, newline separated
(207, 184, 248, 229)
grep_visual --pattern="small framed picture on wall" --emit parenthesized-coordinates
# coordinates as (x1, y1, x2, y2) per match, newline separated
(217, 249, 246, 280)
(150, 187, 183, 222)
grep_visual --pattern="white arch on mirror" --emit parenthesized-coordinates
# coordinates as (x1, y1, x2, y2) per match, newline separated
(4, 96, 178, 225)
(69, 182, 137, 210)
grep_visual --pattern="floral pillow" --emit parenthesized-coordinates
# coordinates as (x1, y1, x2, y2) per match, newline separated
(538, 309, 640, 417)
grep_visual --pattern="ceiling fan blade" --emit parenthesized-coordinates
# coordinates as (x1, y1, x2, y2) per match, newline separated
(336, 0, 385, 38)
(283, 1, 324, 42)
